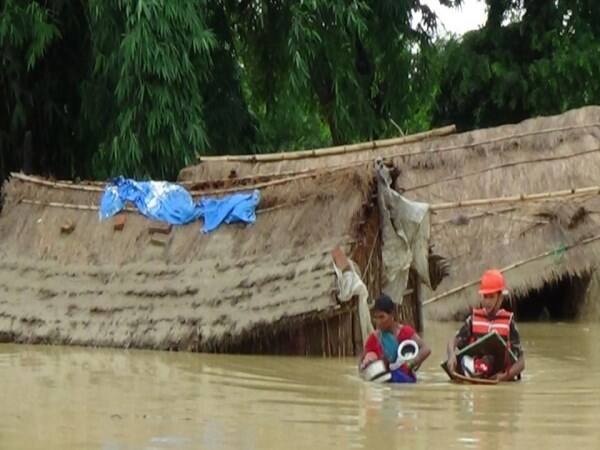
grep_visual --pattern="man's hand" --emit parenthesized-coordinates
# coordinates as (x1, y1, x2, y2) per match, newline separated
(493, 371, 510, 382)
(447, 355, 457, 373)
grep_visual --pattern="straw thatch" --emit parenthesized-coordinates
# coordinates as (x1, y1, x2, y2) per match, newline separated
(184, 105, 600, 319)
(0, 165, 422, 354)
(391, 107, 600, 318)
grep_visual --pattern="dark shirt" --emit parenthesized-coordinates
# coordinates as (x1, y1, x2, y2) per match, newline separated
(455, 314, 523, 358)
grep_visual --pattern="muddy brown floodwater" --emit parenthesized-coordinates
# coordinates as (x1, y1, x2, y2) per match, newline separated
(1, 322, 600, 449)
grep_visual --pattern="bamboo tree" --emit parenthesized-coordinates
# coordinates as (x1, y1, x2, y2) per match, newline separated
(83, 0, 216, 179)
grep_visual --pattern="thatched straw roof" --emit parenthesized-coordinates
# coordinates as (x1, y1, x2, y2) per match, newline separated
(183, 106, 600, 319)
(400, 107, 600, 318)
(0, 167, 375, 351)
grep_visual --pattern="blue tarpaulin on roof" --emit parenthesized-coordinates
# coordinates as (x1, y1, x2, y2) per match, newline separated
(99, 177, 259, 232)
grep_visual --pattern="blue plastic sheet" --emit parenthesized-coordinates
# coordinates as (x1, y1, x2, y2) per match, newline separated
(99, 177, 259, 232)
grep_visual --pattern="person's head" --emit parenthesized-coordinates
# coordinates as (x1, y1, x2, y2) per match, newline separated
(372, 294, 396, 331)
(478, 269, 506, 315)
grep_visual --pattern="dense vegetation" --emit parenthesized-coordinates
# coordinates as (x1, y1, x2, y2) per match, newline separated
(2, 0, 600, 180)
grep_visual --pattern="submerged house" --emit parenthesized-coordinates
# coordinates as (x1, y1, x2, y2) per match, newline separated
(2, 106, 599, 357)
(0, 160, 435, 355)
(189, 106, 600, 321)
(397, 107, 600, 320)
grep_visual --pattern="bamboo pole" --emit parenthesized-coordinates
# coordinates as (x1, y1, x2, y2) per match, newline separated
(179, 169, 307, 187)
(11, 163, 366, 198)
(423, 233, 600, 306)
(19, 199, 137, 212)
(11, 173, 105, 192)
(197, 125, 457, 162)
(19, 196, 314, 216)
(432, 207, 516, 226)
(191, 121, 600, 187)
(363, 229, 380, 278)
(21, 199, 99, 211)
(404, 146, 600, 192)
(195, 122, 600, 166)
(200, 121, 600, 179)
(191, 162, 371, 196)
(430, 185, 600, 211)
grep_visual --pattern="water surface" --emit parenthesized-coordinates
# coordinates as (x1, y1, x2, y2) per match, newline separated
(1, 322, 599, 449)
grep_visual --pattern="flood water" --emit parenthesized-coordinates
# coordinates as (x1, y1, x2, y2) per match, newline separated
(2, 322, 600, 450)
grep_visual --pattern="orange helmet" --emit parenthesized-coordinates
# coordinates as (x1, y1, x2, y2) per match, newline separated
(479, 269, 506, 295)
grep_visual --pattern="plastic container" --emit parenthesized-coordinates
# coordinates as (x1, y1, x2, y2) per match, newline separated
(362, 360, 391, 383)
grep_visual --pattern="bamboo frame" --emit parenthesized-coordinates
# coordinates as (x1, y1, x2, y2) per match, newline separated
(430, 186, 600, 211)
(19, 199, 136, 212)
(179, 168, 317, 187)
(191, 162, 371, 196)
(197, 125, 457, 162)
(12, 173, 105, 192)
(19, 196, 312, 216)
(11, 164, 371, 198)
(423, 233, 600, 306)
(432, 207, 517, 226)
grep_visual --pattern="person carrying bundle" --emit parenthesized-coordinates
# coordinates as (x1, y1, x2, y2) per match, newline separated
(446, 269, 525, 381)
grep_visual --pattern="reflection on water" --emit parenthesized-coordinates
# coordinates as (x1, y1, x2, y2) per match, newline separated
(2, 322, 600, 449)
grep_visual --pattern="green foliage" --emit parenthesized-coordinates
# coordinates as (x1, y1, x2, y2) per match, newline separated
(0, 0, 60, 178)
(4, 0, 600, 181)
(8, 0, 439, 179)
(233, 0, 439, 144)
(433, 0, 600, 130)
(84, 0, 216, 179)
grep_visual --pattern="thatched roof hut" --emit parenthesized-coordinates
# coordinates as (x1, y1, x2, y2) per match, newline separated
(397, 107, 600, 319)
(188, 106, 600, 320)
(3, 106, 597, 356)
(0, 165, 425, 355)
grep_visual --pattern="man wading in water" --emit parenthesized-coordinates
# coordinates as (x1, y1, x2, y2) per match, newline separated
(360, 295, 431, 383)
(446, 269, 525, 381)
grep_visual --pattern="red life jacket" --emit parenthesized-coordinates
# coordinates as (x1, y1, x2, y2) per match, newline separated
(471, 308, 513, 339)
(470, 308, 514, 371)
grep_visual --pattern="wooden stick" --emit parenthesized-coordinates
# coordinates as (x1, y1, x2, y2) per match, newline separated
(179, 169, 308, 186)
(11, 164, 365, 198)
(434, 209, 549, 227)
(423, 233, 600, 306)
(430, 186, 600, 211)
(363, 229, 380, 277)
(226, 121, 600, 178)
(11, 173, 105, 192)
(190, 122, 600, 190)
(21, 199, 99, 211)
(19, 199, 137, 212)
(404, 146, 600, 192)
(13, 169, 307, 193)
(432, 207, 516, 226)
(19, 197, 310, 216)
(191, 162, 371, 196)
(197, 126, 457, 162)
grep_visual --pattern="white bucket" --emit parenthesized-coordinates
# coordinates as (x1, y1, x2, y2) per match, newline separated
(362, 360, 391, 383)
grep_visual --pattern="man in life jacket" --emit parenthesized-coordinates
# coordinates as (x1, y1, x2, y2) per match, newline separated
(360, 294, 431, 383)
(446, 269, 525, 381)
